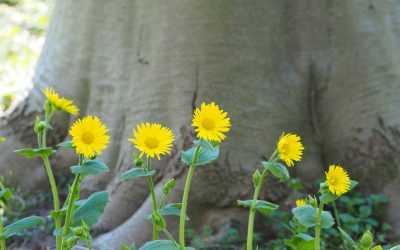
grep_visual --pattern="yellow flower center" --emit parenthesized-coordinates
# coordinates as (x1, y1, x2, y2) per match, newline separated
(279, 142, 289, 154)
(81, 132, 95, 144)
(145, 137, 159, 149)
(202, 118, 215, 130)
(327, 176, 337, 186)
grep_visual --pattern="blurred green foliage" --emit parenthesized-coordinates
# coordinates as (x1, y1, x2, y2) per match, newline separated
(186, 179, 396, 250)
(0, 172, 71, 244)
(261, 180, 395, 250)
(0, 0, 52, 111)
(187, 226, 241, 249)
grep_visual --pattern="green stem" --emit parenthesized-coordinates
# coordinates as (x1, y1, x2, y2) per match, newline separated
(159, 195, 166, 209)
(246, 150, 278, 250)
(62, 155, 83, 238)
(163, 229, 178, 246)
(332, 201, 348, 250)
(179, 145, 201, 250)
(42, 112, 54, 147)
(246, 170, 267, 250)
(146, 157, 159, 240)
(315, 202, 324, 250)
(42, 156, 61, 250)
(0, 217, 6, 250)
(37, 132, 42, 148)
(332, 201, 342, 229)
(87, 240, 92, 250)
(62, 174, 80, 237)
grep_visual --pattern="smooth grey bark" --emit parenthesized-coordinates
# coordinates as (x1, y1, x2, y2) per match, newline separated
(1, 0, 400, 248)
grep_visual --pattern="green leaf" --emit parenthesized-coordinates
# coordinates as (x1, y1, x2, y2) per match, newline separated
(388, 246, 400, 250)
(181, 144, 219, 166)
(320, 211, 334, 228)
(121, 168, 156, 181)
(0, 188, 13, 200)
(295, 233, 314, 241)
(319, 181, 358, 204)
(337, 227, 358, 249)
(292, 205, 316, 228)
(159, 203, 188, 219)
(193, 140, 213, 151)
(262, 161, 289, 182)
(294, 234, 315, 250)
(60, 199, 85, 213)
(237, 200, 279, 214)
(72, 191, 109, 229)
(139, 240, 194, 250)
(57, 141, 74, 149)
(145, 203, 189, 221)
(284, 234, 315, 250)
(359, 205, 372, 218)
(0, 137, 5, 143)
(70, 160, 109, 175)
(319, 192, 338, 204)
(371, 246, 383, 250)
(1, 216, 44, 239)
(15, 147, 55, 158)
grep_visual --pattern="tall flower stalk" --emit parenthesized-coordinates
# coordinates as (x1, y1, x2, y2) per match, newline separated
(62, 154, 83, 237)
(179, 145, 201, 249)
(246, 150, 278, 250)
(179, 102, 231, 250)
(127, 122, 175, 240)
(245, 133, 303, 250)
(15, 88, 112, 250)
(62, 115, 110, 244)
(41, 153, 61, 249)
(315, 165, 351, 249)
(36, 88, 79, 250)
(287, 164, 353, 250)
(146, 157, 159, 240)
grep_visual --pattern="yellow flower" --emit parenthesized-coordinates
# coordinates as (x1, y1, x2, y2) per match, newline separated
(129, 123, 175, 160)
(325, 165, 350, 196)
(69, 116, 110, 158)
(277, 133, 304, 167)
(192, 102, 231, 142)
(296, 199, 306, 207)
(43, 87, 79, 116)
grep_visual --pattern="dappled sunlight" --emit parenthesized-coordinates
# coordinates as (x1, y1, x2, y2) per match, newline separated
(0, 0, 53, 112)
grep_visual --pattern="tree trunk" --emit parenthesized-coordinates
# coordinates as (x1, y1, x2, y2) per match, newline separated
(1, 0, 400, 248)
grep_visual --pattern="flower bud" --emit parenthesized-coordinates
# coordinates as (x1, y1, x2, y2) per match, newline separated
(34, 116, 40, 133)
(44, 100, 52, 117)
(73, 227, 85, 237)
(359, 229, 374, 249)
(34, 120, 47, 134)
(163, 178, 176, 196)
(133, 153, 143, 167)
(307, 195, 317, 207)
(62, 236, 78, 250)
(152, 212, 166, 231)
(134, 157, 143, 167)
(319, 181, 329, 193)
(253, 169, 261, 187)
